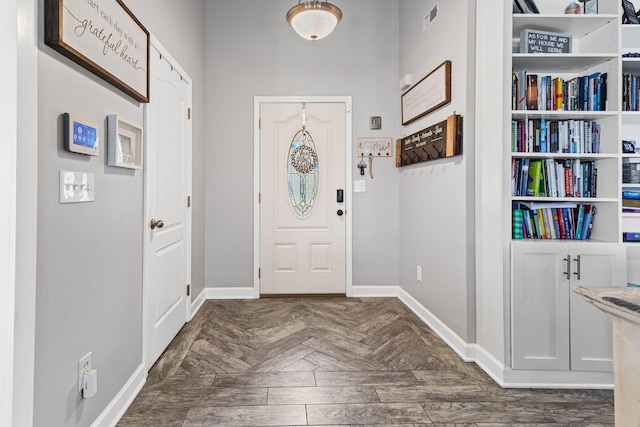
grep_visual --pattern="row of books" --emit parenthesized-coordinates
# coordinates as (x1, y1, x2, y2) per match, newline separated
(622, 73, 640, 112)
(622, 190, 640, 213)
(512, 71, 608, 111)
(511, 119, 601, 153)
(513, 202, 596, 240)
(512, 158, 597, 198)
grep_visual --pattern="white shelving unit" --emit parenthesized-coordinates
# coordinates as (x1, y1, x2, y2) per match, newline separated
(510, 2, 621, 243)
(509, 0, 628, 377)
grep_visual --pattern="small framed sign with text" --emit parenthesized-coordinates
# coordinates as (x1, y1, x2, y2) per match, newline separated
(520, 29, 572, 54)
(401, 60, 451, 126)
(45, 0, 150, 103)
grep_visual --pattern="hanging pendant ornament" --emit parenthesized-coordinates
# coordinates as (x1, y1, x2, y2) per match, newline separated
(300, 103, 307, 130)
(368, 153, 374, 179)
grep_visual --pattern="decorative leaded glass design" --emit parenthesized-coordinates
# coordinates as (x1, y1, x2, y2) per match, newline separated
(287, 129, 319, 218)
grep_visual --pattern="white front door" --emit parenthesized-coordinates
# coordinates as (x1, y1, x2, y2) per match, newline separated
(260, 102, 346, 295)
(144, 41, 191, 369)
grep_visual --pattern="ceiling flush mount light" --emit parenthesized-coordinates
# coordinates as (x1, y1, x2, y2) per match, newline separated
(286, 1, 342, 41)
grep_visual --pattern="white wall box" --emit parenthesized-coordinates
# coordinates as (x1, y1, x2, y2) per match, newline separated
(107, 115, 143, 170)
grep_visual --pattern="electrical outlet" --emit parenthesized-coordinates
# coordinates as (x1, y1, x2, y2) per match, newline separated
(417, 265, 422, 282)
(78, 352, 92, 392)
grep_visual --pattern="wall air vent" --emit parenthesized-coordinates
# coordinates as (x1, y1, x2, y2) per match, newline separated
(422, 3, 438, 32)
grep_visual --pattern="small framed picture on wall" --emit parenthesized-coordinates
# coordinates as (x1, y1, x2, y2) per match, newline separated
(107, 115, 143, 169)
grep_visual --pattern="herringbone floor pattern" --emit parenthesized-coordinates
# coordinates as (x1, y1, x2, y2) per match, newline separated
(118, 297, 614, 426)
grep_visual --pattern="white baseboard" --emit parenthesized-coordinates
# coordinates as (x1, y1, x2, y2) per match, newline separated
(501, 367, 613, 389)
(396, 288, 613, 389)
(91, 363, 146, 427)
(205, 287, 256, 300)
(397, 287, 475, 362)
(351, 285, 399, 297)
(189, 288, 207, 320)
(472, 343, 508, 385)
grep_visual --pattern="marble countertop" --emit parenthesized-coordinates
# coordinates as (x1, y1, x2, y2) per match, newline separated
(574, 286, 640, 325)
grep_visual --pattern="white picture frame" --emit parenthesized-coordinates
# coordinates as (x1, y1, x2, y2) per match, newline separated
(107, 115, 143, 169)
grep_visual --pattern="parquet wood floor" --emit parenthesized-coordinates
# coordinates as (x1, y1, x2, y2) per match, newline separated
(118, 297, 614, 426)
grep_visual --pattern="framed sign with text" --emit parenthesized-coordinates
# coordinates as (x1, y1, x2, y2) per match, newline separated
(45, 0, 150, 103)
(401, 60, 451, 126)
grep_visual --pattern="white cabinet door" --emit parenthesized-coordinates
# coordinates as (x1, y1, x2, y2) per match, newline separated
(512, 242, 571, 370)
(512, 241, 626, 372)
(569, 243, 626, 372)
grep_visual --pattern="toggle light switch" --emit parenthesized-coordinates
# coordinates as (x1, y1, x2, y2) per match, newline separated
(59, 170, 94, 203)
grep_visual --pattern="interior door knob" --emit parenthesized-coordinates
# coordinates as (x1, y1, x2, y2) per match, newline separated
(336, 209, 344, 216)
(150, 218, 165, 230)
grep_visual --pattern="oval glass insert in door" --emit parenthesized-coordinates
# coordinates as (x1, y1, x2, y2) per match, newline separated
(287, 129, 319, 218)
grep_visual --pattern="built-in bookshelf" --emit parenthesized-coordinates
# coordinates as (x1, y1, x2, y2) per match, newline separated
(510, 1, 620, 243)
(508, 0, 628, 379)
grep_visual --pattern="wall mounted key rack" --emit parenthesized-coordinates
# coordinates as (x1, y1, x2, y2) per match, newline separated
(395, 112, 462, 167)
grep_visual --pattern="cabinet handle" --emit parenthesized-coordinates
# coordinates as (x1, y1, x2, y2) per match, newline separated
(573, 255, 581, 280)
(563, 255, 571, 279)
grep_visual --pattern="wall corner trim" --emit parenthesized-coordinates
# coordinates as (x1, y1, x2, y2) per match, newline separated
(90, 364, 145, 427)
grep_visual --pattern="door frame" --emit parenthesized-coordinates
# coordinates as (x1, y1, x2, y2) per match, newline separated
(142, 34, 192, 370)
(253, 96, 353, 298)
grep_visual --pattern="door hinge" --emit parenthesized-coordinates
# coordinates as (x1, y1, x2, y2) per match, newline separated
(259, 117, 261, 129)
(187, 196, 191, 207)
(258, 268, 261, 279)
(186, 284, 191, 296)
(187, 108, 192, 120)
(259, 193, 261, 204)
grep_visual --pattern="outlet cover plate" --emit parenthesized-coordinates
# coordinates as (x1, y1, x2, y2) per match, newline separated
(78, 352, 92, 392)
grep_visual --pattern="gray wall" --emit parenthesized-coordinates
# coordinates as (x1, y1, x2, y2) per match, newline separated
(204, 0, 400, 288)
(398, 0, 476, 342)
(33, 1, 205, 426)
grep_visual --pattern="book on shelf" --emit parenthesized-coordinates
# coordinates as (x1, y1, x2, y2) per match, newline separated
(623, 191, 640, 200)
(511, 119, 600, 154)
(513, 209, 525, 239)
(623, 199, 640, 208)
(526, 74, 538, 110)
(575, 204, 585, 239)
(512, 202, 595, 240)
(622, 73, 640, 112)
(514, 71, 608, 112)
(512, 158, 596, 198)
(526, 160, 543, 196)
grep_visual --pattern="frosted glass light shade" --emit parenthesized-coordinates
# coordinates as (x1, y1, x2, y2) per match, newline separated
(286, 1, 342, 41)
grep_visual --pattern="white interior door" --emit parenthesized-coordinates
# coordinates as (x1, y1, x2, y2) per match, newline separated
(260, 102, 346, 295)
(144, 42, 191, 369)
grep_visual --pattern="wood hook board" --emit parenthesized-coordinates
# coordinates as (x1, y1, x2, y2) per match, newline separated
(396, 113, 462, 167)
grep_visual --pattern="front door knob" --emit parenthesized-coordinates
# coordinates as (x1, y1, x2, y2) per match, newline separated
(337, 209, 344, 216)
(150, 218, 165, 230)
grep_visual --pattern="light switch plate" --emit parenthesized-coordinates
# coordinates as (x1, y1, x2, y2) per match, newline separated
(60, 171, 95, 203)
(354, 180, 366, 192)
